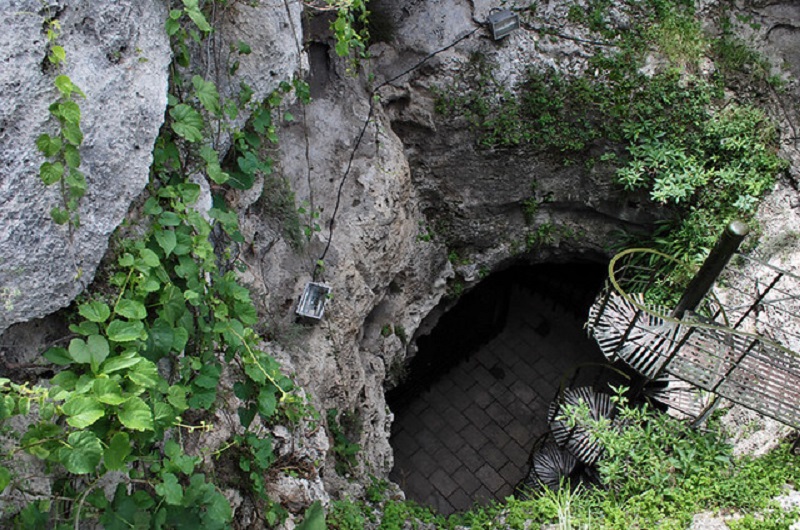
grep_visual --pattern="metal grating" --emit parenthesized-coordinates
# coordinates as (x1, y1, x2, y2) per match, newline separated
(587, 248, 800, 429)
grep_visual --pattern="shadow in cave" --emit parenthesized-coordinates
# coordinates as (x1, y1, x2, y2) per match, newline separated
(387, 261, 617, 515)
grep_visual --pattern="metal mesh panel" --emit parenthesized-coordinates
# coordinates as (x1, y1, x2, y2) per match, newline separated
(587, 249, 800, 429)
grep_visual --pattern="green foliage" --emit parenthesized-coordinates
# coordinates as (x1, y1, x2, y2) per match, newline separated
(329, 389, 800, 529)
(327, 498, 367, 529)
(326, 408, 361, 476)
(417, 222, 435, 242)
(438, 0, 787, 264)
(5, 1, 322, 527)
(550, 386, 800, 528)
(327, 0, 370, 70)
(296, 501, 326, 530)
(37, 19, 87, 228)
(728, 510, 800, 530)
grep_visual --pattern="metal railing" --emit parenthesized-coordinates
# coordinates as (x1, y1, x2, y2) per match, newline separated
(587, 247, 800, 429)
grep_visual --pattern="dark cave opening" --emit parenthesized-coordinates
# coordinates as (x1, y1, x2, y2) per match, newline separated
(387, 261, 619, 514)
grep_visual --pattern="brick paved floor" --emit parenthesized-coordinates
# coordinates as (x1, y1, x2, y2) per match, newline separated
(389, 287, 606, 515)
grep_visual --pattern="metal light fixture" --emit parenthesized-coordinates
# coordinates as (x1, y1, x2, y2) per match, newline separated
(296, 282, 331, 320)
(487, 8, 520, 40)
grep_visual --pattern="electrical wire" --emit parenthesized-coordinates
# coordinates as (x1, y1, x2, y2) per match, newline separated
(314, 26, 483, 279)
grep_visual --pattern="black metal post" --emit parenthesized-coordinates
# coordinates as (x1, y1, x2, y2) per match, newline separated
(671, 220, 750, 319)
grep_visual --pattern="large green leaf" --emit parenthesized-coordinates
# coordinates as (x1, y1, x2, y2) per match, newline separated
(36, 133, 62, 157)
(115, 299, 146, 320)
(53, 100, 81, 125)
(68, 337, 91, 364)
(39, 161, 64, 185)
(50, 206, 70, 224)
(127, 358, 160, 389)
(93, 378, 126, 405)
(192, 76, 220, 115)
(107, 320, 145, 342)
(62, 395, 105, 428)
(155, 229, 177, 257)
(54, 75, 84, 98)
(65, 168, 87, 198)
(145, 319, 174, 360)
(64, 143, 81, 168)
(153, 402, 176, 429)
(70, 320, 99, 336)
(43, 346, 72, 365)
(296, 501, 325, 530)
(183, 0, 212, 32)
(104, 432, 131, 471)
(101, 352, 142, 374)
(87, 334, 110, 372)
(79, 301, 111, 323)
(62, 121, 84, 145)
(155, 472, 184, 505)
(227, 168, 256, 190)
(139, 248, 161, 268)
(167, 385, 189, 413)
(0, 466, 10, 493)
(257, 387, 277, 419)
(192, 363, 221, 389)
(118, 397, 154, 431)
(170, 104, 204, 143)
(0, 396, 13, 421)
(59, 431, 102, 474)
(164, 440, 198, 475)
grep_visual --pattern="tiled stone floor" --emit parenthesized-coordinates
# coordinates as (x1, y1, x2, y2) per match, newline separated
(389, 287, 606, 515)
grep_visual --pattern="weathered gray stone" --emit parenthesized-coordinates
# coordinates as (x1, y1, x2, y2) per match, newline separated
(0, 0, 171, 333)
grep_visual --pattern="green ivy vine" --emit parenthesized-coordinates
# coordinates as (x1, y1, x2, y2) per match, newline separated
(36, 18, 86, 229)
(0, 0, 374, 527)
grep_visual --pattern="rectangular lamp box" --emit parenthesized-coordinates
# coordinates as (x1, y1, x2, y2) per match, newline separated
(488, 9, 520, 40)
(296, 282, 332, 320)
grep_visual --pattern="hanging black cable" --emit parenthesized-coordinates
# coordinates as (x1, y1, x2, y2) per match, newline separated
(314, 26, 482, 279)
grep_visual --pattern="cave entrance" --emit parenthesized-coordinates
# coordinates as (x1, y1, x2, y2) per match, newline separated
(387, 262, 609, 515)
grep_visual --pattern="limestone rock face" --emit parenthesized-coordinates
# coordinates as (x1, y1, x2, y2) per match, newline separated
(1, 0, 800, 519)
(0, 0, 171, 333)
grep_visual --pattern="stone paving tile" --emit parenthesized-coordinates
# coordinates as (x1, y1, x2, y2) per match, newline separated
(473, 485, 494, 505)
(431, 468, 460, 497)
(475, 464, 505, 495)
(502, 438, 530, 465)
(442, 385, 473, 412)
(472, 365, 496, 388)
(407, 397, 430, 416)
(432, 446, 462, 472)
(451, 366, 477, 392)
(442, 406, 470, 432)
(413, 450, 437, 479)
(421, 407, 445, 432)
(456, 444, 485, 474)
(499, 460, 524, 486)
(449, 488, 474, 512)
(472, 386, 495, 409)
(389, 288, 606, 516)
(451, 466, 478, 494)
(482, 442, 510, 471)
(441, 428, 466, 453)
(485, 401, 515, 428)
(461, 423, 490, 451)
(417, 423, 438, 442)
(480, 422, 510, 449)
(463, 404, 492, 429)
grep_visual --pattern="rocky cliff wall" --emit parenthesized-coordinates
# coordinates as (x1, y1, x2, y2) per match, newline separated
(0, 0, 171, 334)
(1, 0, 800, 521)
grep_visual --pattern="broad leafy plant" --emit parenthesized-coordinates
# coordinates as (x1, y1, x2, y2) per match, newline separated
(438, 0, 787, 264)
(2, 1, 335, 527)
